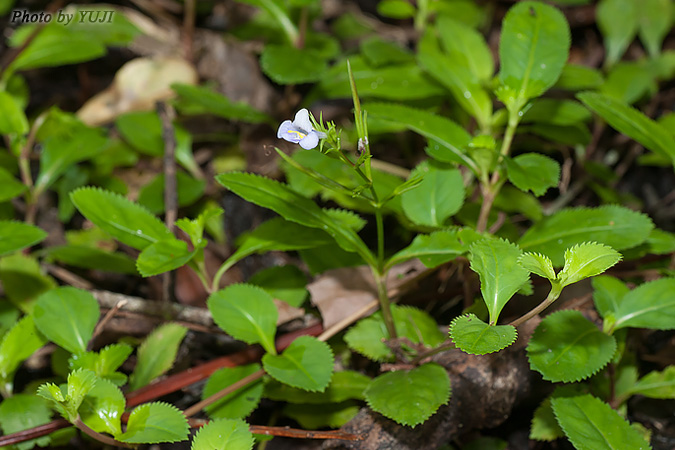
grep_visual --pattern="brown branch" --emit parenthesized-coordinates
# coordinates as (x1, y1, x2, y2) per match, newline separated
(249, 426, 363, 441)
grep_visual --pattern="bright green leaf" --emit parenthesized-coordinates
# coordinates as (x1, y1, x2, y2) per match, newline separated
(597, 0, 639, 66)
(364, 363, 450, 427)
(262, 336, 333, 392)
(437, 16, 493, 81)
(0, 167, 26, 202)
(527, 310, 616, 382)
(555, 63, 604, 90)
(387, 229, 466, 269)
(264, 370, 370, 404)
(629, 366, 675, 399)
(33, 287, 100, 354)
(248, 265, 308, 308)
(401, 161, 464, 227)
(0, 316, 47, 390)
(469, 238, 529, 325)
(0, 394, 52, 450)
(0, 221, 48, 256)
(498, 1, 570, 110)
(612, 278, 675, 331)
(46, 245, 137, 275)
(129, 323, 188, 391)
(65, 368, 98, 419)
(79, 377, 125, 436)
(557, 243, 621, 288)
(519, 252, 556, 280)
(377, 0, 415, 19)
(637, 0, 672, 58)
(136, 239, 196, 277)
(592, 275, 629, 319)
(190, 418, 253, 450)
(70, 187, 172, 250)
(0, 91, 29, 135)
(118, 402, 189, 444)
(450, 314, 517, 355)
(208, 284, 278, 355)
(172, 83, 270, 124)
(551, 394, 651, 450)
(261, 44, 328, 84)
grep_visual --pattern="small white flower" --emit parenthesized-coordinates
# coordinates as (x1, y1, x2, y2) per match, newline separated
(277, 109, 326, 150)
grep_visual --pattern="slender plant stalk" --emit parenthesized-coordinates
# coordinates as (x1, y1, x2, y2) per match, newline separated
(509, 285, 562, 328)
(74, 418, 131, 448)
(374, 271, 397, 338)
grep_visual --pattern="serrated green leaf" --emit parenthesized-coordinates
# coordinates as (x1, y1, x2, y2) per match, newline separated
(208, 284, 278, 355)
(262, 336, 333, 392)
(557, 243, 621, 288)
(519, 252, 556, 280)
(530, 398, 563, 441)
(519, 206, 654, 266)
(79, 377, 125, 436)
(522, 99, 592, 126)
(629, 366, 675, 399)
(65, 368, 98, 419)
(527, 310, 616, 382)
(190, 418, 253, 450)
(46, 245, 137, 274)
(365, 103, 475, 172)
(172, 83, 270, 124)
(136, 239, 196, 277)
(216, 173, 374, 266)
(175, 205, 224, 249)
(597, 0, 639, 66)
(261, 44, 328, 84)
(387, 229, 466, 269)
(401, 161, 465, 228)
(0, 221, 48, 256)
(203, 364, 263, 419)
(611, 278, 675, 332)
(578, 92, 675, 163)
(364, 363, 450, 427)
(33, 287, 100, 354)
(592, 276, 629, 320)
(505, 153, 560, 197)
(0, 394, 52, 450)
(70, 187, 172, 250)
(69, 343, 133, 386)
(248, 265, 308, 308)
(469, 239, 530, 325)
(0, 315, 46, 390)
(129, 323, 187, 391)
(551, 394, 651, 450)
(118, 402, 189, 444)
(498, 2, 570, 111)
(450, 314, 517, 355)
(637, 0, 672, 58)
(264, 370, 370, 404)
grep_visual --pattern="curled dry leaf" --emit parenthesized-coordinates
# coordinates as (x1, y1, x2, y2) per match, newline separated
(77, 57, 198, 126)
(308, 259, 427, 329)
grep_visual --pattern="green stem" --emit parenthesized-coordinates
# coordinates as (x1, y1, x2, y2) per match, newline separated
(74, 418, 131, 448)
(375, 207, 384, 266)
(509, 284, 562, 328)
(211, 258, 237, 293)
(476, 112, 520, 232)
(374, 270, 397, 338)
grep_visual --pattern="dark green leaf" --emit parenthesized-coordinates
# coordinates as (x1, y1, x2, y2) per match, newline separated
(366, 103, 475, 172)
(137, 172, 206, 214)
(629, 366, 675, 399)
(361, 37, 413, 67)
(216, 173, 375, 266)
(172, 83, 270, 123)
(522, 99, 592, 126)
(637, 0, 672, 58)
(527, 310, 616, 382)
(450, 314, 517, 355)
(387, 229, 466, 269)
(592, 275, 629, 319)
(71, 187, 172, 250)
(0, 316, 47, 389)
(600, 62, 656, 105)
(555, 63, 604, 90)
(118, 402, 189, 444)
(261, 44, 328, 84)
(551, 394, 650, 450)
(129, 323, 187, 390)
(578, 92, 675, 163)
(33, 287, 100, 354)
(47, 245, 137, 274)
(208, 284, 278, 355)
(519, 205, 654, 266)
(203, 364, 263, 419)
(0, 221, 47, 256)
(248, 265, 308, 308)
(505, 153, 560, 196)
(283, 401, 360, 429)
(262, 336, 333, 392)
(0, 394, 51, 450)
(364, 363, 450, 427)
(264, 370, 370, 404)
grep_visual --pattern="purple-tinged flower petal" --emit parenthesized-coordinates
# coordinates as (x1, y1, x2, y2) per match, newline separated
(292, 108, 313, 133)
(278, 120, 308, 144)
(299, 131, 320, 149)
(277, 120, 294, 139)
